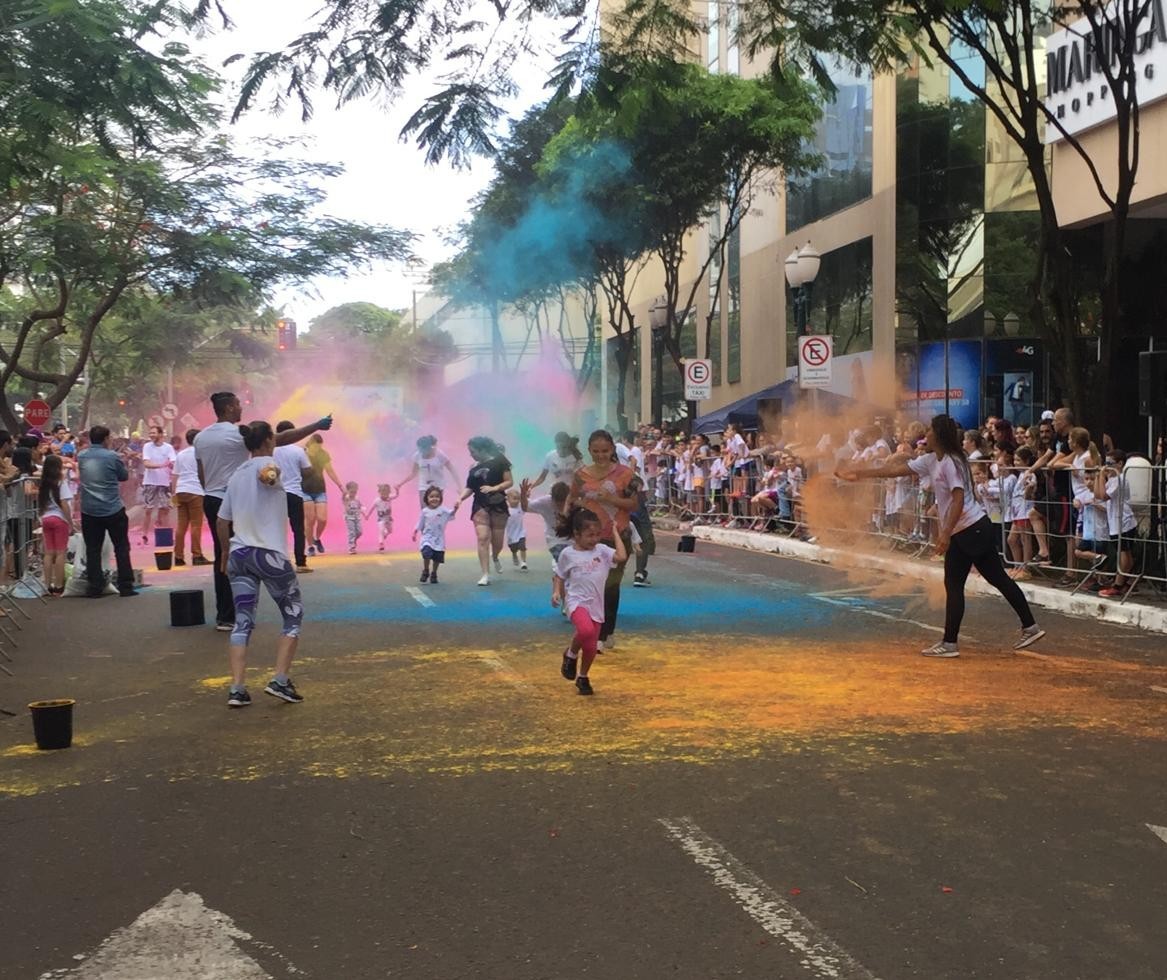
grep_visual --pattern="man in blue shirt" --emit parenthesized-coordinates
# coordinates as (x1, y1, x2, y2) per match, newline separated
(78, 425, 136, 597)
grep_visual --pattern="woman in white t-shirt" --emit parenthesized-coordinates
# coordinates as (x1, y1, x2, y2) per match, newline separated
(396, 435, 460, 507)
(837, 414, 1045, 658)
(37, 454, 74, 596)
(530, 432, 583, 490)
(216, 421, 305, 709)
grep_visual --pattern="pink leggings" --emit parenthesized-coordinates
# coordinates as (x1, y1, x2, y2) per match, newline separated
(570, 607, 601, 673)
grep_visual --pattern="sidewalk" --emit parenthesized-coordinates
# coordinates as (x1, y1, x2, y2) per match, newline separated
(680, 522, 1167, 635)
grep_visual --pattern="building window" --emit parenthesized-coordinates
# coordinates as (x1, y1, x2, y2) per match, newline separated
(707, 0, 720, 73)
(726, 0, 740, 75)
(785, 237, 873, 368)
(727, 221, 742, 383)
(786, 58, 874, 232)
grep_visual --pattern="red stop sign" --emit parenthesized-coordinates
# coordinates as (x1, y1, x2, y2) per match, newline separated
(23, 399, 52, 428)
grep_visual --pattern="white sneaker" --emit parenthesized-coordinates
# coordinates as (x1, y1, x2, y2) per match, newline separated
(604, 636, 616, 651)
(1013, 625, 1046, 650)
(493, 558, 503, 574)
(520, 562, 528, 572)
(595, 640, 605, 653)
(921, 641, 959, 658)
(477, 574, 490, 587)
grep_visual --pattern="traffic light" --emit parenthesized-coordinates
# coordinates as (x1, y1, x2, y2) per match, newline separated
(276, 318, 297, 351)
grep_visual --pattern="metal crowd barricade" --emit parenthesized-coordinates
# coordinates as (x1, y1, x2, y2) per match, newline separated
(700, 454, 1167, 604)
(1, 477, 50, 687)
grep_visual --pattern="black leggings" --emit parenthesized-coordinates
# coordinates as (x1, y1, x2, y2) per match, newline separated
(600, 529, 633, 641)
(944, 516, 1035, 643)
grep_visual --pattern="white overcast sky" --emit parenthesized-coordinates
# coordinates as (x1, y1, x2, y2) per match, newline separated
(189, 0, 559, 325)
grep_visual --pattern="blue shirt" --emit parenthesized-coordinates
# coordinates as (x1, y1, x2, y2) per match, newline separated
(78, 446, 128, 517)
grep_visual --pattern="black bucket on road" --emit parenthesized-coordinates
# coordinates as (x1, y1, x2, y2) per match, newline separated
(155, 551, 173, 571)
(170, 589, 205, 627)
(29, 699, 75, 750)
(677, 535, 696, 553)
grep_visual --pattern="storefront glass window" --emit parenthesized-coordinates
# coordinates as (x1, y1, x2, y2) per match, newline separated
(786, 58, 874, 231)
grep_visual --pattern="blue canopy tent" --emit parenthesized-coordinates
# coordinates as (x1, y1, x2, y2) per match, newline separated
(693, 379, 857, 435)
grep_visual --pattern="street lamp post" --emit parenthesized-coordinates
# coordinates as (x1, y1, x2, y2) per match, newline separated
(650, 296, 668, 428)
(784, 242, 822, 412)
(784, 242, 821, 336)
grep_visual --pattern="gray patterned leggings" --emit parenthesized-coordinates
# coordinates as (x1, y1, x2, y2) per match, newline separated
(227, 546, 304, 646)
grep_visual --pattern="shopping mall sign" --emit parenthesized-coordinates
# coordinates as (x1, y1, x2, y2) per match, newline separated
(1044, 0, 1167, 142)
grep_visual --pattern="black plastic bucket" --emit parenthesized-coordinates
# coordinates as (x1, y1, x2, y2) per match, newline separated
(169, 589, 206, 627)
(29, 699, 75, 750)
(677, 535, 696, 553)
(155, 551, 173, 571)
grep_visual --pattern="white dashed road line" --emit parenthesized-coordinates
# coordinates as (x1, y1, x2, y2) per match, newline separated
(659, 817, 880, 980)
(809, 594, 947, 636)
(1148, 824, 1167, 845)
(478, 654, 532, 692)
(404, 586, 435, 608)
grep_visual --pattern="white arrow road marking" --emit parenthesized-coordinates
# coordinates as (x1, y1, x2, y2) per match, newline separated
(478, 654, 532, 692)
(1150, 686, 1167, 695)
(659, 817, 880, 980)
(1148, 824, 1167, 845)
(404, 586, 435, 608)
(809, 594, 948, 636)
(39, 889, 302, 979)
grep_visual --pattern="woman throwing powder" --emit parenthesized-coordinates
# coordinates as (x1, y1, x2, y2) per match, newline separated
(837, 414, 1046, 658)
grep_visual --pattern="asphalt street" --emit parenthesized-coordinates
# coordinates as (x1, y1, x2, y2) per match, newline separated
(2, 535, 1165, 979)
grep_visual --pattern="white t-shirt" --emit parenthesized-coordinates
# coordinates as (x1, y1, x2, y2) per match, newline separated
(1070, 451, 1094, 505)
(727, 433, 749, 467)
(908, 452, 984, 534)
(141, 440, 177, 487)
(173, 446, 203, 495)
(416, 505, 454, 551)
(1009, 472, 1034, 524)
(527, 495, 571, 551)
(218, 457, 289, 555)
(544, 450, 581, 488)
(414, 449, 452, 490)
(555, 543, 617, 622)
(505, 504, 526, 545)
(40, 480, 74, 522)
(273, 444, 311, 498)
(708, 457, 728, 488)
(1103, 474, 1137, 536)
(194, 421, 249, 499)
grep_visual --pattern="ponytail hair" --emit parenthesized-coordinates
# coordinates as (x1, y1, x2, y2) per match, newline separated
(930, 414, 973, 492)
(239, 420, 274, 452)
(556, 504, 601, 541)
(38, 453, 63, 514)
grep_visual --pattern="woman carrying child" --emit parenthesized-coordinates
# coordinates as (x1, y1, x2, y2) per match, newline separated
(216, 421, 306, 708)
(552, 506, 628, 695)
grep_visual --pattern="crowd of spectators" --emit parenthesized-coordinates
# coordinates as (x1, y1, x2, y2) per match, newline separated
(632, 407, 1162, 599)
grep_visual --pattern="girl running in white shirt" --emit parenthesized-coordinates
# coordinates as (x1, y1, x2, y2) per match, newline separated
(413, 486, 458, 584)
(552, 507, 628, 695)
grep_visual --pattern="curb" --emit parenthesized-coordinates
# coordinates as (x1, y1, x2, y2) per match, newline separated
(689, 525, 1167, 635)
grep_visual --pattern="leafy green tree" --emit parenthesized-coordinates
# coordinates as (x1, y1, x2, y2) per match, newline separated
(547, 58, 820, 422)
(0, 0, 414, 433)
(308, 302, 403, 339)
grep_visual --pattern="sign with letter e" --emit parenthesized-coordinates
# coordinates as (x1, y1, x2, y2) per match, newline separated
(798, 335, 833, 389)
(683, 359, 713, 401)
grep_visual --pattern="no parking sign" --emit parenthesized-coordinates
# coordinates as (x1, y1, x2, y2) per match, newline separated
(683, 358, 713, 401)
(798, 335, 833, 389)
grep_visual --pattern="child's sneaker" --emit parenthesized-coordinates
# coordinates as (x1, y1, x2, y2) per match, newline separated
(227, 688, 251, 708)
(520, 562, 528, 572)
(561, 649, 577, 680)
(429, 574, 439, 584)
(575, 676, 593, 696)
(420, 569, 429, 583)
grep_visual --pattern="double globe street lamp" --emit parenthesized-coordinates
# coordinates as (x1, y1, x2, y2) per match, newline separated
(784, 242, 821, 336)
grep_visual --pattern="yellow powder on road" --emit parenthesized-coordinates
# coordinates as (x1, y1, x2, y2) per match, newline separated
(1, 636, 1163, 797)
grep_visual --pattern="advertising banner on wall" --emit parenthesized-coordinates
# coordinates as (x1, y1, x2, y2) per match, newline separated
(897, 341, 984, 429)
